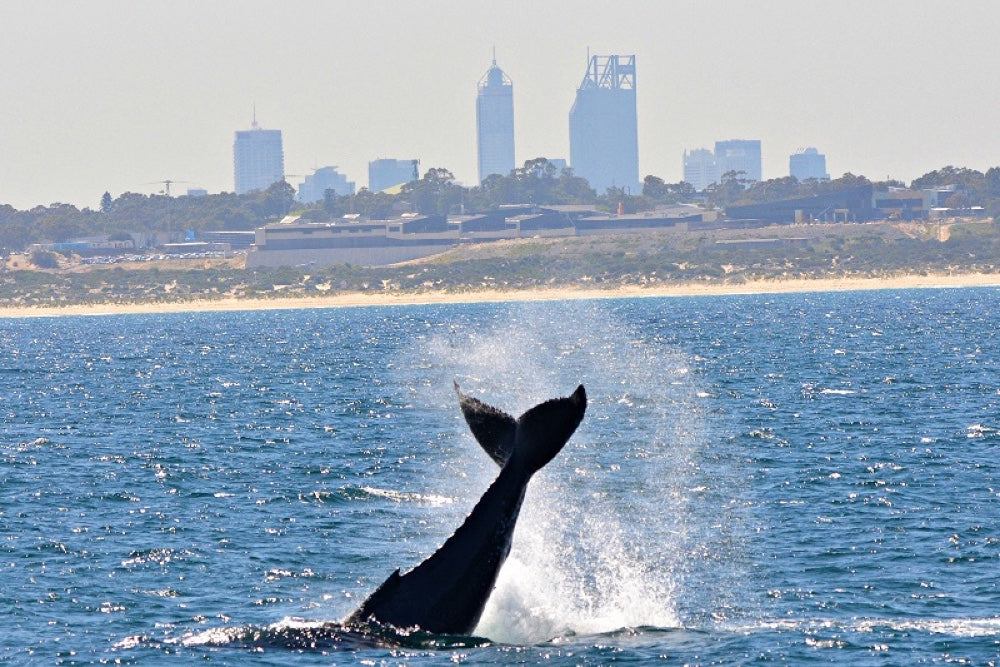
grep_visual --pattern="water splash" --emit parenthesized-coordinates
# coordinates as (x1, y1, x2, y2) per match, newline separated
(412, 300, 732, 643)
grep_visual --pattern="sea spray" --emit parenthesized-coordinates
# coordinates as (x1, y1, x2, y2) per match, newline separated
(412, 299, 743, 642)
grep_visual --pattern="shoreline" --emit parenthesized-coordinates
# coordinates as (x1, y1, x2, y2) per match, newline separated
(1, 272, 998, 319)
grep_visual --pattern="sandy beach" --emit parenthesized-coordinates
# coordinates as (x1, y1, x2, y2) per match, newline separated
(1, 272, 998, 319)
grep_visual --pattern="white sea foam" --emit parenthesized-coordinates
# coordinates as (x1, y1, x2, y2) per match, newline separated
(966, 423, 996, 438)
(359, 486, 454, 506)
(476, 487, 682, 643)
(742, 616, 1000, 638)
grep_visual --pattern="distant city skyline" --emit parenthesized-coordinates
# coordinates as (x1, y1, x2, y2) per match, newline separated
(3, 1, 1000, 209)
(790, 148, 829, 182)
(683, 149, 718, 192)
(715, 140, 762, 184)
(683, 143, 829, 191)
(233, 119, 284, 195)
(297, 166, 355, 204)
(569, 54, 639, 193)
(476, 58, 515, 183)
(369, 158, 420, 193)
(681, 141, 763, 191)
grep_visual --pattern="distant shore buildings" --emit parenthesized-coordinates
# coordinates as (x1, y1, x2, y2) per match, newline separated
(297, 167, 356, 204)
(682, 149, 718, 192)
(233, 117, 284, 195)
(369, 158, 420, 193)
(716, 139, 762, 183)
(246, 204, 704, 269)
(569, 54, 639, 194)
(789, 147, 829, 181)
(476, 57, 515, 183)
(683, 140, 763, 191)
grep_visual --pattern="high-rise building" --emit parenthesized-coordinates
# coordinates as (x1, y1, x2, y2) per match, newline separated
(569, 54, 639, 194)
(297, 166, 356, 204)
(476, 58, 515, 183)
(683, 148, 718, 192)
(368, 158, 420, 192)
(233, 118, 284, 195)
(547, 158, 569, 173)
(789, 147, 829, 181)
(714, 139, 762, 182)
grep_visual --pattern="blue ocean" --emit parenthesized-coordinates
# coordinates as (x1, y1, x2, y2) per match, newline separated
(2, 288, 998, 664)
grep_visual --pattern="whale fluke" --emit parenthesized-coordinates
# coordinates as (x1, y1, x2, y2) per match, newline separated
(454, 382, 516, 467)
(345, 383, 587, 635)
(510, 384, 586, 474)
(455, 383, 586, 473)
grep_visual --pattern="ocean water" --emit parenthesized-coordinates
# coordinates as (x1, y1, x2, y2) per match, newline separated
(1, 288, 998, 664)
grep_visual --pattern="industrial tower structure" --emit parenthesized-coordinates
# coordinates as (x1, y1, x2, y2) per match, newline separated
(233, 115, 284, 195)
(568, 54, 639, 194)
(476, 57, 515, 183)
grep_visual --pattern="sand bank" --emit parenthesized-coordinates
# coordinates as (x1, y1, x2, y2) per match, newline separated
(1, 272, 998, 319)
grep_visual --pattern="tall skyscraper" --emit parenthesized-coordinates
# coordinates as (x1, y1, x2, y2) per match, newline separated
(789, 147, 829, 181)
(715, 139, 762, 182)
(568, 54, 639, 194)
(683, 148, 718, 192)
(476, 57, 515, 183)
(233, 117, 284, 195)
(368, 158, 420, 192)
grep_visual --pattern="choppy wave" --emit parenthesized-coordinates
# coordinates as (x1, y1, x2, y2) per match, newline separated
(742, 615, 1000, 638)
(169, 617, 492, 651)
(356, 485, 455, 506)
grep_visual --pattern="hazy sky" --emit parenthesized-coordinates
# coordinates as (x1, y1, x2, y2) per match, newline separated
(3, 0, 999, 210)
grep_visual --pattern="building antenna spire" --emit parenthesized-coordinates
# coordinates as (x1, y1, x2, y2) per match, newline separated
(492, 44, 496, 66)
(252, 103, 258, 129)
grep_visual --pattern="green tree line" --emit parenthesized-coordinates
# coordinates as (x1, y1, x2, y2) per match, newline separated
(3, 160, 999, 254)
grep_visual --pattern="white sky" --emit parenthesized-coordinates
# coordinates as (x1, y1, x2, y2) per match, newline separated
(3, 0, 999, 210)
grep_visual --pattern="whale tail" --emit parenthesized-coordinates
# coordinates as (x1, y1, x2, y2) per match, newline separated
(347, 383, 588, 634)
(456, 384, 586, 474)
(454, 382, 517, 467)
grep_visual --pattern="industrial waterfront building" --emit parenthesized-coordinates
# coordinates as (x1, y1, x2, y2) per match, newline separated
(233, 119, 284, 195)
(368, 158, 420, 192)
(568, 54, 639, 194)
(246, 205, 703, 269)
(476, 58, 515, 183)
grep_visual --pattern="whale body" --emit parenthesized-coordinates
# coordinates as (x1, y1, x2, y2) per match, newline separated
(345, 383, 587, 635)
